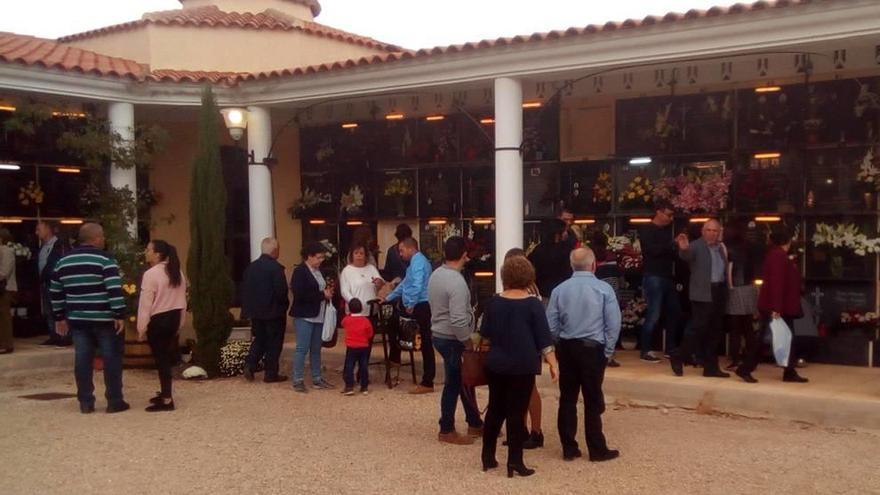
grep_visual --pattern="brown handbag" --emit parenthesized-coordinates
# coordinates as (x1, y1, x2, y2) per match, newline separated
(462, 343, 489, 388)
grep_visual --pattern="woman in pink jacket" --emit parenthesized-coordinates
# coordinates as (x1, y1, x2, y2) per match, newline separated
(137, 240, 187, 412)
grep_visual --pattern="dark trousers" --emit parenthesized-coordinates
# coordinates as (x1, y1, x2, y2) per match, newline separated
(641, 275, 682, 355)
(727, 314, 755, 364)
(739, 316, 799, 376)
(677, 284, 726, 375)
(70, 321, 124, 407)
(147, 310, 181, 398)
(413, 302, 435, 387)
(41, 285, 60, 340)
(245, 317, 285, 379)
(387, 307, 402, 364)
(434, 337, 482, 433)
(556, 338, 610, 457)
(482, 370, 534, 467)
(343, 346, 371, 390)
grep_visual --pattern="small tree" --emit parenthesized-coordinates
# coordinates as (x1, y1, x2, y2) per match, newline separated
(187, 86, 234, 377)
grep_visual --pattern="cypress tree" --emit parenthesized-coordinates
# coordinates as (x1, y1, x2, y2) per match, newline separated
(188, 85, 234, 377)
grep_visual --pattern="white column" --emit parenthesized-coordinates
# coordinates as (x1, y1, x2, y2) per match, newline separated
(247, 106, 275, 261)
(494, 78, 523, 289)
(108, 102, 137, 237)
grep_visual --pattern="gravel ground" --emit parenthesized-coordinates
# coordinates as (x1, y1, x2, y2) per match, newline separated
(1, 359, 878, 495)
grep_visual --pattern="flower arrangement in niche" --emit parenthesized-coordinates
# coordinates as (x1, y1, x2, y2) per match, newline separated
(18, 181, 44, 206)
(383, 177, 413, 197)
(592, 172, 612, 204)
(856, 147, 880, 192)
(621, 297, 647, 331)
(840, 311, 878, 327)
(339, 185, 364, 214)
(319, 239, 338, 258)
(618, 175, 653, 209)
(288, 187, 332, 219)
(653, 171, 732, 214)
(315, 140, 334, 163)
(9, 242, 31, 260)
(812, 223, 880, 257)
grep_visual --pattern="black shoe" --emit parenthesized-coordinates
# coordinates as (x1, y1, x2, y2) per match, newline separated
(263, 374, 288, 383)
(149, 392, 164, 405)
(106, 401, 130, 414)
(703, 370, 731, 378)
(590, 449, 620, 462)
(522, 431, 544, 449)
(725, 361, 739, 371)
(640, 354, 661, 363)
(607, 358, 621, 368)
(80, 403, 95, 414)
(783, 372, 809, 383)
(670, 357, 683, 377)
(482, 459, 499, 472)
(507, 464, 535, 478)
(145, 400, 175, 412)
(55, 338, 72, 348)
(40, 338, 59, 346)
(563, 449, 583, 461)
(243, 367, 255, 382)
(735, 370, 758, 383)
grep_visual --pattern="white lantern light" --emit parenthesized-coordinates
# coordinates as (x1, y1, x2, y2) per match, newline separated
(220, 107, 249, 141)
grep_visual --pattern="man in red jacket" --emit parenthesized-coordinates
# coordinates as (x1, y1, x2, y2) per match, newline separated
(738, 226, 808, 383)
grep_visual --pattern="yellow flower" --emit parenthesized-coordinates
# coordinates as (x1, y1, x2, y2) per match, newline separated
(627, 192, 636, 200)
(636, 188, 645, 195)
(634, 177, 642, 184)
(643, 196, 651, 202)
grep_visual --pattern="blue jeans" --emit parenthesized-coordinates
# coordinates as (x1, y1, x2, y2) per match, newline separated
(70, 321, 124, 407)
(292, 318, 324, 384)
(433, 337, 483, 433)
(640, 275, 681, 356)
(343, 347, 370, 390)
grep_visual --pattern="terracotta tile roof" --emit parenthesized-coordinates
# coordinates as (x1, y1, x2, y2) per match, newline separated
(57, 6, 401, 52)
(148, 69, 249, 84)
(0, 31, 146, 79)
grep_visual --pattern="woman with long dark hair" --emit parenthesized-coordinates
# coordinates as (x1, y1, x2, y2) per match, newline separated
(137, 240, 187, 411)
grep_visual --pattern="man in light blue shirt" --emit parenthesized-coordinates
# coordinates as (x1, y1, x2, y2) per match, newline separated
(546, 248, 621, 463)
(381, 237, 435, 393)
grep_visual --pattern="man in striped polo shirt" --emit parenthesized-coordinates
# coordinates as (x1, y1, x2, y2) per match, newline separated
(51, 223, 129, 414)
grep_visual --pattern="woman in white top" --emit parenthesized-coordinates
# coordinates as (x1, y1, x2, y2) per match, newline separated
(340, 244, 383, 316)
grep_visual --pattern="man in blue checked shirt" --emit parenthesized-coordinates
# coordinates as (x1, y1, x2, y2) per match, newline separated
(546, 247, 621, 463)
(381, 237, 435, 394)
(51, 223, 129, 415)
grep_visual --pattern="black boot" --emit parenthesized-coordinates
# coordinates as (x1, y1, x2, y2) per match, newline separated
(522, 430, 544, 450)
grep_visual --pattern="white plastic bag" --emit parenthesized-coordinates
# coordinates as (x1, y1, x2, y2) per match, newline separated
(769, 317, 792, 367)
(321, 303, 337, 343)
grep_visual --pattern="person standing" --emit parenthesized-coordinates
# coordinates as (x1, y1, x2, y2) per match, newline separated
(289, 241, 335, 393)
(739, 226, 808, 383)
(382, 237, 435, 394)
(429, 236, 483, 445)
(50, 223, 129, 414)
(0, 228, 17, 355)
(558, 206, 578, 252)
(341, 298, 374, 395)
(137, 240, 186, 412)
(723, 223, 759, 373)
(241, 238, 290, 384)
(528, 219, 572, 300)
(381, 223, 412, 366)
(638, 200, 681, 363)
(480, 256, 558, 477)
(340, 244, 383, 316)
(547, 248, 621, 463)
(36, 220, 69, 347)
(670, 219, 730, 378)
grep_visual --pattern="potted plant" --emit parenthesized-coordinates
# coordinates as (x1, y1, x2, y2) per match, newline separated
(383, 176, 413, 217)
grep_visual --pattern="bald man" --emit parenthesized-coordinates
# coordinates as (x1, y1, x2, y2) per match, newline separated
(546, 248, 621, 463)
(241, 237, 289, 383)
(671, 219, 730, 378)
(51, 223, 129, 414)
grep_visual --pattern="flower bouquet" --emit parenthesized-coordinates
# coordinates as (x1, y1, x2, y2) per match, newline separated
(856, 147, 880, 195)
(608, 235, 643, 271)
(621, 297, 647, 332)
(383, 177, 413, 217)
(9, 242, 31, 260)
(288, 187, 331, 219)
(812, 223, 880, 257)
(339, 185, 365, 215)
(652, 171, 732, 214)
(840, 311, 878, 328)
(592, 171, 612, 205)
(618, 175, 653, 209)
(18, 181, 44, 207)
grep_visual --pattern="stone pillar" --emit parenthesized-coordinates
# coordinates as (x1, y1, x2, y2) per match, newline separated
(246, 106, 275, 261)
(108, 102, 137, 237)
(493, 78, 524, 288)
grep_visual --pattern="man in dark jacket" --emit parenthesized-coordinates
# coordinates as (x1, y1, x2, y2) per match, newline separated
(36, 220, 69, 346)
(637, 201, 681, 363)
(241, 238, 289, 383)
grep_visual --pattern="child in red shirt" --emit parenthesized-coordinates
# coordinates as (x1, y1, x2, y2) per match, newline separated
(342, 298, 374, 395)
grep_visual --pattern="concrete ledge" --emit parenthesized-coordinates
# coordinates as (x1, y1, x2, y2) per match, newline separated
(0, 338, 73, 376)
(604, 352, 880, 430)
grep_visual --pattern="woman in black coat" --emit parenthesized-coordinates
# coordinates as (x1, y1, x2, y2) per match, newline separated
(289, 241, 335, 393)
